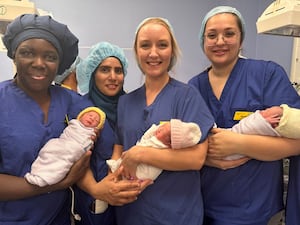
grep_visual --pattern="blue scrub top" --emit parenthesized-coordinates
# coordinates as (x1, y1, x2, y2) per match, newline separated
(189, 58, 300, 224)
(115, 78, 215, 225)
(73, 95, 116, 225)
(0, 81, 90, 225)
(285, 155, 300, 225)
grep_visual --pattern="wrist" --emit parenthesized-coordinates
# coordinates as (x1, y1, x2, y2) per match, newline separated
(76, 174, 97, 196)
(135, 146, 147, 164)
(236, 133, 247, 155)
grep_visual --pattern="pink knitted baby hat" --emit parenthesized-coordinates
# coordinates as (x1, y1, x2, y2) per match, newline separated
(170, 119, 202, 149)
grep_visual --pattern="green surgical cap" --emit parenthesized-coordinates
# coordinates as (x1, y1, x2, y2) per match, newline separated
(199, 6, 245, 51)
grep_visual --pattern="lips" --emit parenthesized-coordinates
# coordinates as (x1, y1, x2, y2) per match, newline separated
(212, 48, 228, 56)
(106, 84, 118, 89)
(31, 74, 47, 80)
(147, 61, 161, 66)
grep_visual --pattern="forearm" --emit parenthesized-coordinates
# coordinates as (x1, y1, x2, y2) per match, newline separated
(205, 156, 250, 170)
(237, 134, 300, 160)
(111, 144, 123, 160)
(76, 168, 97, 196)
(0, 151, 91, 201)
(0, 174, 62, 201)
(137, 139, 208, 171)
(76, 167, 115, 201)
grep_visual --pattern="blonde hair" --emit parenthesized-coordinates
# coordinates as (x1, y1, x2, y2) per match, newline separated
(134, 17, 181, 72)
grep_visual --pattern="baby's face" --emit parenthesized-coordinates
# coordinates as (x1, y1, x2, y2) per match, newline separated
(155, 122, 171, 146)
(80, 111, 100, 128)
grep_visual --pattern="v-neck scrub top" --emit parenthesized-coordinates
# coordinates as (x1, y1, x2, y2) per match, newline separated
(189, 58, 300, 225)
(0, 80, 90, 225)
(114, 78, 215, 225)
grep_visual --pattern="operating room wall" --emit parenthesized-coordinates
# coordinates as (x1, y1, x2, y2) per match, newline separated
(0, 0, 293, 92)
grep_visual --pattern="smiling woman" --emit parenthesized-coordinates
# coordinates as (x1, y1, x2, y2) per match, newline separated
(2, 14, 79, 114)
(188, 6, 300, 225)
(109, 17, 215, 225)
(72, 42, 147, 225)
(13, 39, 60, 98)
(0, 14, 93, 225)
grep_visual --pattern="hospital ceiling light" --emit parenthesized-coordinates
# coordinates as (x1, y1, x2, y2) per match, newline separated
(256, 0, 300, 37)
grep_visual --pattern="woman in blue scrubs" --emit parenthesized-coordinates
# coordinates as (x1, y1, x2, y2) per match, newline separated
(74, 42, 145, 225)
(188, 6, 300, 225)
(0, 14, 91, 225)
(112, 17, 215, 225)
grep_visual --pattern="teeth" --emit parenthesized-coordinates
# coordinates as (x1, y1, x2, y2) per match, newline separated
(32, 75, 45, 80)
(149, 62, 159, 66)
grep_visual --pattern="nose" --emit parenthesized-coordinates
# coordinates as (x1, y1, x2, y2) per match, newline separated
(32, 56, 45, 67)
(215, 34, 226, 45)
(149, 46, 158, 57)
(108, 70, 117, 80)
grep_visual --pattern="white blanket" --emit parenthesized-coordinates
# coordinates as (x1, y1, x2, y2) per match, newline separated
(99, 122, 201, 214)
(107, 124, 168, 181)
(226, 105, 300, 160)
(107, 122, 201, 180)
(25, 119, 95, 187)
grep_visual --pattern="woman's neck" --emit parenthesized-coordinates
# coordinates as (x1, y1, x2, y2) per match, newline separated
(145, 74, 170, 106)
(208, 58, 238, 100)
(210, 57, 238, 78)
(14, 78, 51, 122)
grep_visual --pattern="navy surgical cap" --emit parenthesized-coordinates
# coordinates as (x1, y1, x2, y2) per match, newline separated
(199, 6, 246, 51)
(76, 41, 128, 94)
(2, 14, 79, 74)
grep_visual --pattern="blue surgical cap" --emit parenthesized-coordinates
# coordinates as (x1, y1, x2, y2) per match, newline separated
(76, 41, 128, 94)
(55, 56, 81, 84)
(2, 14, 79, 74)
(199, 6, 246, 50)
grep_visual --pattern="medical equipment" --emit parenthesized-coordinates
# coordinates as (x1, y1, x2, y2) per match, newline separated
(256, 0, 300, 37)
(257, 0, 300, 93)
(0, 0, 50, 51)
